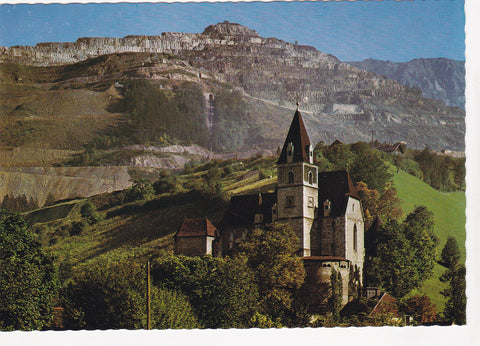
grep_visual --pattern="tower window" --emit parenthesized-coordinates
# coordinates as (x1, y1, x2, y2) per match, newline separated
(308, 196, 314, 208)
(288, 171, 295, 184)
(286, 195, 295, 208)
(308, 171, 313, 185)
(353, 224, 358, 252)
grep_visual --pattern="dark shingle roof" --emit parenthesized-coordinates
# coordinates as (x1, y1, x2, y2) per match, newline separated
(318, 170, 358, 217)
(175, 217, 219, 238)
(277, 110, 311, 164)
(221, 192, 276, 228)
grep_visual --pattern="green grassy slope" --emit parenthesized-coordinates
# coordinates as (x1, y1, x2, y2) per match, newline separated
(393, 169, 466, 258)
(392, 169, 466, 311)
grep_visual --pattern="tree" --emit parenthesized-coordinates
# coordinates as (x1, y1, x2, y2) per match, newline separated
(349, 149, 393, 192)
(440, 236, 461, 269)
(328, 268, 343, 318)
(80, 200, 101, 225)
(322, 142, 356, 170)
(237, 222, 305, 324)
(363, 207, 438, 298)
(403, 206, 438, 279)
(355, 182, 403, 225)
(398, 295, 438, 325)
(153, 171, 179, 195)
(440, 264, 466, 325)
(152, 255, 259, 328)
(125, 179, 155, 202)
(0, 210, 58, 330)
(62, 260, 200, 330)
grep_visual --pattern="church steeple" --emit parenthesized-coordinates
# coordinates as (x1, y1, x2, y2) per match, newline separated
(277, 109, 313, 165)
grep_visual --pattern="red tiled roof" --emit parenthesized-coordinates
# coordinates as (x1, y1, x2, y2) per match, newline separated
(369, 292, 400, 318)
(277, 109, 311, 164)
(175, 217, 219, 238)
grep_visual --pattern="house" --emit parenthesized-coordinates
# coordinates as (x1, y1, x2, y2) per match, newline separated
(174, 217, 220, 257)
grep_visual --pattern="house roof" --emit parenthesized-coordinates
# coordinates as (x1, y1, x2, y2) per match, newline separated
(369, 292, 401, 318)
(318, 170, 359, 217)
(175, 217, 219, 238)
(221, 192, 277, 228)
(374, 142, 402, 153)
(277, 109, 311, 164)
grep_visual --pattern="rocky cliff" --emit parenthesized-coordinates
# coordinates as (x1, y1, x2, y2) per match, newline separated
(0, 22, 465, 152)
(347, 58, 465, 109)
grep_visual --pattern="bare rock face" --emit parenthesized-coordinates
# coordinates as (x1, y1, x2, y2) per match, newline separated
(0, 22, 465, 151)
(203, 21, 260, 37)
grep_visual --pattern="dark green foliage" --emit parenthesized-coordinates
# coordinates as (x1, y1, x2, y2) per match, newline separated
(364, 206, 438, 298)
(152, 255, 259, 328)
(440, 236, 461, 269)
(414, 148, 465, 191)
(328, 268, 343, 318)
(440, 264, 466, 325)
(125, 179, 155, 203)
(321, 142, 356, 170)
(211, 89, 249, 151)
(62, 260, 200, 330)
(349, 149, 393, 191)
(153, 171, 179, 195)
(120, 80, 208, 146)
(0, 210, 58, 330)
(69, 220, 87, 236)
(237, 222, 306, 325)
(80, 200, 101, 225)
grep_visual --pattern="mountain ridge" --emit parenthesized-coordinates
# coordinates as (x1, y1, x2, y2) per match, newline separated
(347, 58, 465, 109)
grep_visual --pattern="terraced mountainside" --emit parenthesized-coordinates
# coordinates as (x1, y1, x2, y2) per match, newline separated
(0, 22, 464, 152)
(347, 58, 465, 109)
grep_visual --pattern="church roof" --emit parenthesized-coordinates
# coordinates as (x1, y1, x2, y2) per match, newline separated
(277, 109, 311, 164)
(318, 170, 359, 217)
(221, 192, 276, 228)
(175, 217, 219, 238)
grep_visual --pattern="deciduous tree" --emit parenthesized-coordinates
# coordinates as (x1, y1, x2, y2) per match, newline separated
(0, 210, 58, 330)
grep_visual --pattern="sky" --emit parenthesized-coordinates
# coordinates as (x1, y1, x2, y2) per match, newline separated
(0, 0, 466, 62)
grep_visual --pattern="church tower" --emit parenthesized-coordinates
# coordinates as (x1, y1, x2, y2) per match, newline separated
(276, 108, 318, 256)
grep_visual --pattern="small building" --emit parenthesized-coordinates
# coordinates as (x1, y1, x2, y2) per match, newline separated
(174, 217, 220, 257)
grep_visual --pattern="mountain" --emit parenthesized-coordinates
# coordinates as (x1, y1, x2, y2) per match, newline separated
(0, 22, 465, 158)
(347, 58, 465, 109)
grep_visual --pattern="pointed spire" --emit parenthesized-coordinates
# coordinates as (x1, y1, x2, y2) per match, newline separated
(277, 109, 312, 164)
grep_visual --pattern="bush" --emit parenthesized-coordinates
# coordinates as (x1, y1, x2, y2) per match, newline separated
(80, 200, 101, 225)
(125, 179, 155, 202)
(62, 260, 201, 330)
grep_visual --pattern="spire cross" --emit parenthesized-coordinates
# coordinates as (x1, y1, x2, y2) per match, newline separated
(296, 101, 299, 111)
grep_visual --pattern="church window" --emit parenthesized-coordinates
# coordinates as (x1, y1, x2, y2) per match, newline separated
(308, 171, 313, 185)
(308, 196, 314, 208)
(288, 171, 295, 184)
(286, 195, 295, 208)
(287, 142, 294, 163)
(353, 224, 358, 252)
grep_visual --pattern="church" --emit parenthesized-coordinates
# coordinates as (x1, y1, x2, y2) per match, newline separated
(175, 108, 365, 312)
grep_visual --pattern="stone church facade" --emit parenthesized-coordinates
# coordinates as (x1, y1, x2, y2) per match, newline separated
(175, 109, 365, 312)
(221, 109, 365, 311)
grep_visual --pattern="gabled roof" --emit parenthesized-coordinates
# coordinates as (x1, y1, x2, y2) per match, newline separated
(277, 109, 311, 164)
(369, 292, 400, 318)
(175, 217, 219, 238)
(318, 170, 359, 217)
(221, 192, 276, 228)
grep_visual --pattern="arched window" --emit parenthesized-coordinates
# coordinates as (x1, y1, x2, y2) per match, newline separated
(288, 171, 294, 184)
(353, 224, 358, 251)
(308, 171, 313, 185)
